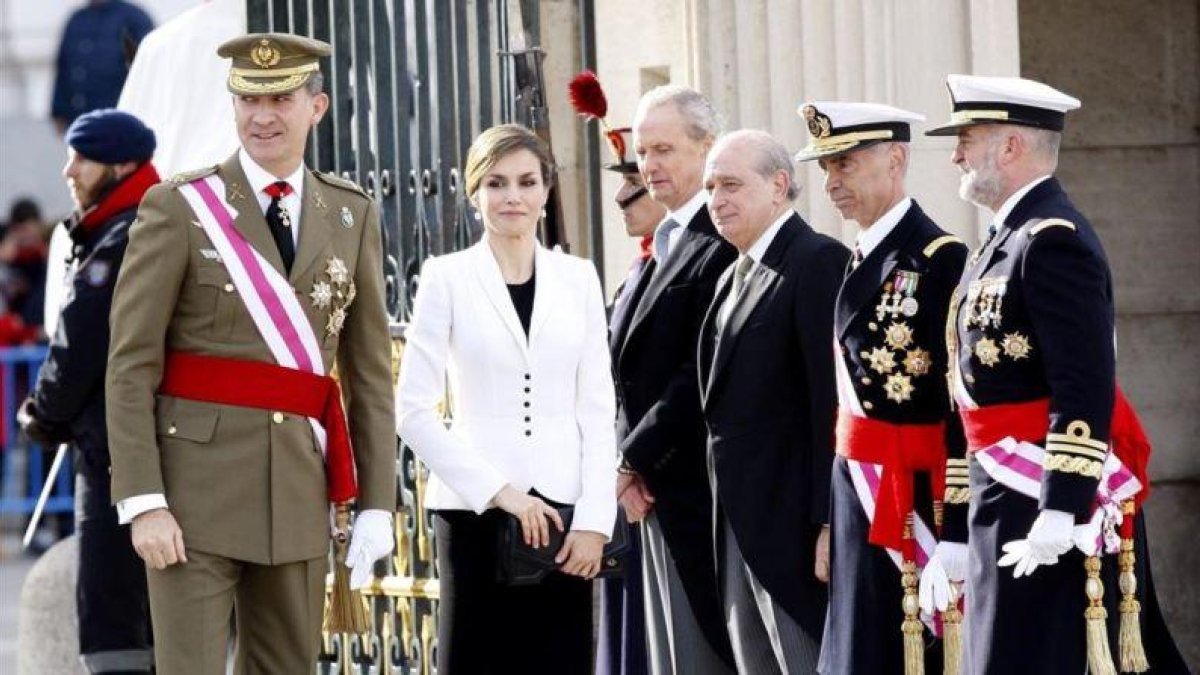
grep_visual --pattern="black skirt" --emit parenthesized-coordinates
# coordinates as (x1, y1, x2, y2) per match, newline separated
(433, 508, 594, 675)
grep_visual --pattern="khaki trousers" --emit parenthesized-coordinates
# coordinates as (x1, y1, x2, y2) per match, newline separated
(146, 549, 326, 674)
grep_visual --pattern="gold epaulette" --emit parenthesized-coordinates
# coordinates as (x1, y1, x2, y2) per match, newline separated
(1030, 218, 1077, 236)
(314, 171, 371, 199)
(923, 235, 964, 258)
(166, 165, 219, 187)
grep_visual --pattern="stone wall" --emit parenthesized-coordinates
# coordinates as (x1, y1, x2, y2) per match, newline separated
(1020, 0, 1199, 665)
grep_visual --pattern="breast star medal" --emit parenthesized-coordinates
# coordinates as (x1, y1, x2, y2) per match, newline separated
(884, 322, 914, 350)
(313, 257, 356, 338)
(974, 337, 1001, 367)
(903, 348, 931, 376)
(865, 347, 897, 374)
(1002, 332, 1032, 360)
(884, 373, 915, 403)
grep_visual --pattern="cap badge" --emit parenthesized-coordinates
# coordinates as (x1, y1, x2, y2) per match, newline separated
(803, 105, 832, 139)
(251, 39, 281, 69)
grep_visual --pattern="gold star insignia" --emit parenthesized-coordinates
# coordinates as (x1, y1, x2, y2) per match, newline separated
(884, 373, 915, 403)
(325, 257, 350, 285)
(974, 337, 1001, 366)
(884, 322, 914, 350)
(903, 348, 931, 376)
(309, 281, 333, 309)
(866, 347, 897, 374)
(1002, 332, 1033, 360)
(326, 307, 347, 336)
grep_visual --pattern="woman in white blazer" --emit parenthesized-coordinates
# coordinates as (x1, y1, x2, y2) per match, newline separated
(396, 124, 618, 674)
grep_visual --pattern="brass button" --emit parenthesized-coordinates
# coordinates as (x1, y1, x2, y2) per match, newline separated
(223, 283, 235, 293)
(167, 425, 177, 435)
(860, 377, 871, 385)
(964, 374, 976, 384)
(868, 322, 878, 331)
(272, 412, 284, 424)
(863, 401, 874, 410)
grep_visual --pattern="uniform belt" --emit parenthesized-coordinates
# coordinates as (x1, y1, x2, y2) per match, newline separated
(835, 410, 945, 556)
(159, 351, 358, 503)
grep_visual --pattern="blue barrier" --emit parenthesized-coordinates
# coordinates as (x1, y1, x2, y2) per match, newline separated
(0, 345, 74, 517)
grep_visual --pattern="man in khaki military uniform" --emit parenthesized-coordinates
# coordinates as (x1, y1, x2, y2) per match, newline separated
(105, 33, 396, 673)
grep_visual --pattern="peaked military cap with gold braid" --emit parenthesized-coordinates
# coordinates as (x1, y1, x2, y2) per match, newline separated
(924, 74, 1080, 136)
(794, 101, 925, 162)
(217, 33, 331, 95)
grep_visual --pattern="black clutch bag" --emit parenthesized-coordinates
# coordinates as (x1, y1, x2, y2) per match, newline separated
(497, 506, 630, 586)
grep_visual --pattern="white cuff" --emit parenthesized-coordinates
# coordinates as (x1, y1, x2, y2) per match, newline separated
(116, 493, 168, 525)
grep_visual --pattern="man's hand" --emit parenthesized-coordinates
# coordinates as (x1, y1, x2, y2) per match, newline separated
(616, 472, 655, 523)
(346, 509, 395, 589)
(814, 525, 831, 583)
(998, 509, 1075, 578)
(131, 508, 187, 570)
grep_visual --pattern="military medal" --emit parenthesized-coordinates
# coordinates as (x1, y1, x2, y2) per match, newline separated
(903, 348, 931, 376)
(892, 270, 921, 317)
(884, 373, 915, 403)
(340, 206, 354, 229)
(974, 337, 1001, 366)
(326, 257, 350, 285)
(279, 208, 292, 229)
(1002, 332, 1032, 360)
(310, 281, 333, 309)
(884, 322, 914, 350)
(865, 347, 897, 374)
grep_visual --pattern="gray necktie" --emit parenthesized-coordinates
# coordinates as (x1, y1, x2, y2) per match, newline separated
(718, 256, 755, 330)
(653, 217, 680, 263)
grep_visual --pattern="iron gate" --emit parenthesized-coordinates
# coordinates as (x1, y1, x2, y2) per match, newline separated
(245, 1, 595, 672)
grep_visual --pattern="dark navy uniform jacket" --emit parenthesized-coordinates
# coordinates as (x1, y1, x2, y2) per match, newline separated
(834, 201, 969, 538)
(953, 176, 1115, 519)
(32, 206, 135, 471)
(51, 0, 154, 124)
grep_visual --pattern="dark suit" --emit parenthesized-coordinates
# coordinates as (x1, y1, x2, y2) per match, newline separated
(612, 204, 737, 669)
(699, 212, 847, 667)
(818, 201, 966, 675)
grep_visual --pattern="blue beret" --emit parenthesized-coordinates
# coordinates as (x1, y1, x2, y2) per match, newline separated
(65, 109, 156, 164)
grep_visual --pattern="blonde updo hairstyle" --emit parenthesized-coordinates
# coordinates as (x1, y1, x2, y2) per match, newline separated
(463, 124, 557, 202)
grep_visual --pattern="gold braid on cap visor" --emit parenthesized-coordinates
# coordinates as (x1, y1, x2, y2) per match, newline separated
(802, 128, 895, 154)
(229, 62, 319, 94)
(950, 109, 1010, 123)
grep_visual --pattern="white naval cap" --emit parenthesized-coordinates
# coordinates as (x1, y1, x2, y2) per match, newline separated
(794, 101, 925, 162)
(925, 74, 1081, 136)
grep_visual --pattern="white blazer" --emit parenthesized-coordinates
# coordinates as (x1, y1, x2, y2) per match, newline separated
(396, 238, 618, 536)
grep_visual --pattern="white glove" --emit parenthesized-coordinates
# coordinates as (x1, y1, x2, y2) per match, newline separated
(997, 508, 1074, 578)
(345, 509, 395, 590)
(919, 541, 969, 614)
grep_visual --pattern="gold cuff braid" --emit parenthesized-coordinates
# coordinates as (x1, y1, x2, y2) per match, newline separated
(1043, 453, 1103, 478)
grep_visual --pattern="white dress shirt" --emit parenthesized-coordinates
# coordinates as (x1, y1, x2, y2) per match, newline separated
(854, 197, 913, 260)
(991, 175, 1051, 232)
(718, 208, 793, 327)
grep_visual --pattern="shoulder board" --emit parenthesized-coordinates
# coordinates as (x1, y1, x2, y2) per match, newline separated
(1029, 218, 1077, 236)
(313, 171, 371, 199)
(923, 234, 964, 258)
(165, 165, 218, 187)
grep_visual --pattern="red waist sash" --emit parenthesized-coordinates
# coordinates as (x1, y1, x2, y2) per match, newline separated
(159, 351, 357, 502)
(835, 410, 946, 556)
(959, 388, 1150, 509)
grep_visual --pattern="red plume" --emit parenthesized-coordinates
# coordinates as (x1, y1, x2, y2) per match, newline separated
(568, 70, 608, 122)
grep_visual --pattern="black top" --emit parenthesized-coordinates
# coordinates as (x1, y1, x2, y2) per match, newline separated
(506, 273, 536, 336)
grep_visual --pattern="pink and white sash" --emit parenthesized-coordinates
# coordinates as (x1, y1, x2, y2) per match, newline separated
(973, 438, 1142, 555)
(176, 174, 329, 453)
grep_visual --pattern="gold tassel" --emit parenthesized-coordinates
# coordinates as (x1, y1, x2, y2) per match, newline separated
(323, 502, 371, 635)
(1118, 535, 1149, 672)
(901, 560, 925, 675)
(941, 581, 963, 675)
(1084, 556, 1117, 675)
